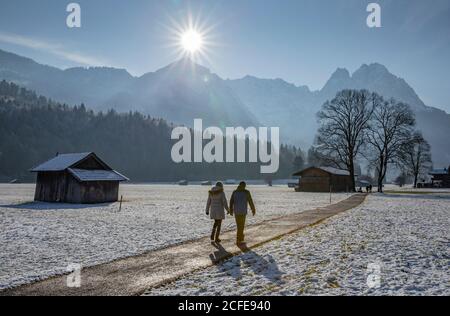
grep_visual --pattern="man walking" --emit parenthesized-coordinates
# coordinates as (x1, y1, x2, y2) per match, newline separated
(230, 181, 256, 245)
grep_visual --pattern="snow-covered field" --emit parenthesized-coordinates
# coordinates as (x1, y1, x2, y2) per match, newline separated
(0, 184, 348, 290)
(145, 193, 450, 296)
(383, 184, 450, 193)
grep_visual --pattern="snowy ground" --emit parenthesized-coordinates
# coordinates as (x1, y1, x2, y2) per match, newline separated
(0, 184, 348, 290)
(145, 193, 450, 296)
(383, 184, 450, 193)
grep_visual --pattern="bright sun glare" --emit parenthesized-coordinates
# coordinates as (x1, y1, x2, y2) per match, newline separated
(167, 14, 215, 63)
(181, 29, 203, 54)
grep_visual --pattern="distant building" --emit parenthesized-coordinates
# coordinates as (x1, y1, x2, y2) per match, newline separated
(429, 167, 450, 188)
(293, 166, 354, 192)
(30, 152, 128, 204)
(356, 180, 371, 188)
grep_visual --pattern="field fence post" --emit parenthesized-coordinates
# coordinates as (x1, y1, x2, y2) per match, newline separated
(329, 185, 332, 204)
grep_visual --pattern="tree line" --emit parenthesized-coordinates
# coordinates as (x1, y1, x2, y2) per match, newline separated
(0, 81, 302, 182)
(314, 89, 432, 192)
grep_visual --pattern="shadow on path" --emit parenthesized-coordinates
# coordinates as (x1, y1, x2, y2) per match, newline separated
(209, 242, 233, 263)
(214, 243, 284, 285)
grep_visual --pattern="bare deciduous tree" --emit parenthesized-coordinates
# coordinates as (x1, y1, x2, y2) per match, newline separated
(316, 90, 377, 191)
(367, 99, 416, 192)
(399, 131, 432, 188)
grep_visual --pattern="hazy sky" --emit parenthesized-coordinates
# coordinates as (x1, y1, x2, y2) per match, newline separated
(0, 0, 449, 111)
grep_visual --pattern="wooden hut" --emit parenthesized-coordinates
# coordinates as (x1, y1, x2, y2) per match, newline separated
(30, 152, 128, 204)
(429, 167, 450, 188)
(293, 166, 353, 192)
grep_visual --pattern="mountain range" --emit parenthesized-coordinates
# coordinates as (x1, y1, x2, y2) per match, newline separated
(0, 48, 449, 166)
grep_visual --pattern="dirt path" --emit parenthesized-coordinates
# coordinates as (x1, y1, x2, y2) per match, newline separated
(1, 194, 367, 296)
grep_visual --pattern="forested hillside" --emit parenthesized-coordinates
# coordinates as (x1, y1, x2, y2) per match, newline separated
(0, 81, 301, 182)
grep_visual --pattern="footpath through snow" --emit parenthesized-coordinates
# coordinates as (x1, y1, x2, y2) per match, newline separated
(1, 193, 367, 296)
(146, 193, 450, 296)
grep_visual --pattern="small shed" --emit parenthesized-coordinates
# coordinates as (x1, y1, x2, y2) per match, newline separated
(30, 152, 129, 204)
(429, 167, 450, 188)
(293, 166, 353, 192)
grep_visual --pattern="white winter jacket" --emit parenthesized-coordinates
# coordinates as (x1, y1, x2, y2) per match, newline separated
(205, 186, 229, 220)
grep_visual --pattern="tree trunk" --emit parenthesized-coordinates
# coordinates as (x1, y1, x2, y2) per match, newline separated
(377, 156, 384, 193)
(381, 160, 388, 193)
(413, 160, 420, 188)
(377, 170, 383, 192)
(377, 179, 383, 193)
(349, 159, 356, 192)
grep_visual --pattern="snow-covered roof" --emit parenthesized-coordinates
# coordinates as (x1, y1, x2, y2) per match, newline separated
(319, 167, 351, 176)
(293, 166, 351, 177)
(68, 168, 129, 182)
(30, 153, 128, 182)
(429, 168, 448, 175)
(30, 153, 92, 172)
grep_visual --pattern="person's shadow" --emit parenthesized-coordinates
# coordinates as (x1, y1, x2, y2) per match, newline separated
(209, 242, 233, 264)
(213, 243, 284, 285)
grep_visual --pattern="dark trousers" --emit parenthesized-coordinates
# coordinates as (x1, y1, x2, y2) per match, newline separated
(211, 220, 222, 240)
(235, 214, 247, 243)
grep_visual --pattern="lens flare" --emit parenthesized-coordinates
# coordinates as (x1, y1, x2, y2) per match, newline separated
(181, 29, 203, 53)
(163, 12, 220, 65)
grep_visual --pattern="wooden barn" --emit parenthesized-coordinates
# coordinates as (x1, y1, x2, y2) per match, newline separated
(30, 152, 129, 204)
(293, 166, 353, 192)
(429, 167, 450, 188)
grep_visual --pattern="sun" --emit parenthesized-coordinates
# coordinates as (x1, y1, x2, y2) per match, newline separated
(164, 13, 218, 64)
(180, 29, 203, 54)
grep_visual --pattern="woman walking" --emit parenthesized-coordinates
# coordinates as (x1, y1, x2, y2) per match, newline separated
(205, 182, 229, 243)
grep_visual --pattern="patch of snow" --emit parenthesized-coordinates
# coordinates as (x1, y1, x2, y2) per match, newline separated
(145, 194, 450, 296)
(0, 184, 348, 290)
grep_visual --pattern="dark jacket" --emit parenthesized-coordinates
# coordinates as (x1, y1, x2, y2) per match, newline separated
(230, 185, 256, 216)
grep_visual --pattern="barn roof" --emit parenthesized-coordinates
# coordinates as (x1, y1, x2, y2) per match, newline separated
(30, 153, 94, 172)
(68, 168, 129, 182)
(30, 152, 129, 182)
(319, 167, 351, 176)
(429, 168, 448, 175)
(293, 166, 351, 177)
